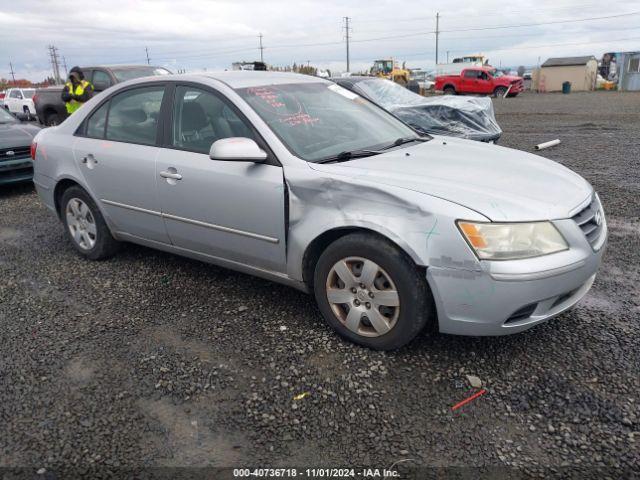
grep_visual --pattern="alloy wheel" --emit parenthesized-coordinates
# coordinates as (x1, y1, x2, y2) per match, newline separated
(325, 256, 400, 337)
(65, 198, 97, 250)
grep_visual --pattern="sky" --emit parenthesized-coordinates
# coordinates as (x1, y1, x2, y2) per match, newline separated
(1, 0, 639, 82)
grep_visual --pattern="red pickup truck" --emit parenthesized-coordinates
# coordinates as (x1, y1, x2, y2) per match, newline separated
(435, 67, 524, 97)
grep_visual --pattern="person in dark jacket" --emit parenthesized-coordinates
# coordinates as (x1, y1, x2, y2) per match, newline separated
(61, 66, 94, 115)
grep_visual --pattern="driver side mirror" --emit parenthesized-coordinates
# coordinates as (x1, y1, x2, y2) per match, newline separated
(209, 137, 268, 163)
(94, 81, 110, 92)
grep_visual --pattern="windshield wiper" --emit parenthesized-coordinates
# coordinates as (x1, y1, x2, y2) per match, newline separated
(379, 136, 430, 151)
(316, 149, 382, 164)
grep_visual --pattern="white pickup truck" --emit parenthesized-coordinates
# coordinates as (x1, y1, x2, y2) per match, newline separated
(3, 87, 37, 120)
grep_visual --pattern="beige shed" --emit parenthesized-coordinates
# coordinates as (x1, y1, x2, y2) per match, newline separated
(535, 56, 598, 92)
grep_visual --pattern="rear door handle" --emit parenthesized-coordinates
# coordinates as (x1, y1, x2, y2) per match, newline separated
(159, 170, 182, 180)
(81, 154, 98, 168)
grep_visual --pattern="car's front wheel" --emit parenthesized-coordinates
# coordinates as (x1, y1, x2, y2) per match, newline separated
(313, 233, 435, 350)
(60, 186, 120, 260)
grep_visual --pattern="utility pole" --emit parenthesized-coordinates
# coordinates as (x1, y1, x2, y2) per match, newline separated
(435, 12, 440, 65)
(344, 16, 351, 72)
(258, 33, 264, 62)
(145, 47, 150, 65)
(446, 51, 450, 63)
(9, 62, 16, 84)
(62, 56, 68, 76)
(48, 45, 62, 85)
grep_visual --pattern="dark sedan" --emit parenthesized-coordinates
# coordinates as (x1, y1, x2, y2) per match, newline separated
(331, 76, 502, 143)
(0, 108, 40, 185)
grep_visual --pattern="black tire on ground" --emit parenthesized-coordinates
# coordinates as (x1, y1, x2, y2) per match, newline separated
(313, 232, 436, 350)
(45, 112, 61, 126)
(507, 92, 519, 98)
(60, 186, 120, 260)
(443, 86, 456, 95)
(494, 86, 508, 97)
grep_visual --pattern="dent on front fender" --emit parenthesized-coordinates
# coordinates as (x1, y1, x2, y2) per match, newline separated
(283, 166, 487, 281)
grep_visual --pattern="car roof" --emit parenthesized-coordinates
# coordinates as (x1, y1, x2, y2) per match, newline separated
(120, 71, 331, 90)
(81, 65, 165, 70)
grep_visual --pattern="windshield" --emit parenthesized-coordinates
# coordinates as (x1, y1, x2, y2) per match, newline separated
(111, 67, 171, 82)
(22, 89, 36, 98)
(0, 107, 17, 123)
(491, 70, 503, 78)
(236, 82, 419, 162)
(353, 79, 422, 109)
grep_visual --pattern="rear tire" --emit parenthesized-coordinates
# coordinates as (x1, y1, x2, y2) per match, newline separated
(60, 186, 120, 260)
(313, 233, 435, 350)
(443, 86, 456, 95)
(45, 112, 61, 126)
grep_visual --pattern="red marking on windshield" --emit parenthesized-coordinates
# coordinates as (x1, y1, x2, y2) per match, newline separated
(279, 113, 319, 126)
(248, 87, 284, 108)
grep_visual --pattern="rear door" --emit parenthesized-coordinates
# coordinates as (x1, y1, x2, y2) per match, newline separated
(462, 70, 480, 93)
(73, 84, 171, 243)
(155, 83, 287, 272)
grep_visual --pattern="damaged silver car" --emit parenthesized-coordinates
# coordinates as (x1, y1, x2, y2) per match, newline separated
(32, 72, 607, 350)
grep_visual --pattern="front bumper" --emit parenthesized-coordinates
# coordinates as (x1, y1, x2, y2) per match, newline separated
(427, 215, 607, 336)
(0, 156, 33, 185)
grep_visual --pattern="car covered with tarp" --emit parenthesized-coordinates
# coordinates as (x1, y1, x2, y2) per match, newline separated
(331, 76, 502, 143)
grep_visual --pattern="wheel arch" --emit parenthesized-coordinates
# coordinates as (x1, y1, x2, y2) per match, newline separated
(301, 226, 425, 289)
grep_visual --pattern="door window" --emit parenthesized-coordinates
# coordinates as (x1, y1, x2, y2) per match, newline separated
(92, 70, 112, 90)
(463, 70, 478, 78)
(171, 86, 256, 154)
(105, 86, 164, 145)
(85, 101, 109, 139)
(10, 90, 22, 98)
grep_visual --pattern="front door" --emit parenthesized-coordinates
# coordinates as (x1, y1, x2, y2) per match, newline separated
(156, 85, 287, 272)
(73, 84, 170, 243)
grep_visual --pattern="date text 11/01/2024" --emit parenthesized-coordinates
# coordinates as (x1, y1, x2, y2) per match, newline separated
(233, 468, 401, 478)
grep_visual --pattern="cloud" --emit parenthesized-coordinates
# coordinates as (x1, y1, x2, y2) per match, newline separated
(1, 0, 639, 81)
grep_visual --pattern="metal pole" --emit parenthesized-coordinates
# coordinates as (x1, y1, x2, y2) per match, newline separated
(344, 17, 351, 72)
(9, 61, 16, 84)
(62, 56, 68, 76)
(259, 33, 264, 62)
(435, 13, 440, 65)
(145, 47, 150, 65)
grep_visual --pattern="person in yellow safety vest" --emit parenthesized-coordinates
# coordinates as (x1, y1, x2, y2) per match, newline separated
(61, 66, 94, 115)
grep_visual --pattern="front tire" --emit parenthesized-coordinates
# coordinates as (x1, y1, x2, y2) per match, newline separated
(494, 86, 508, 97)
(313, 233, 435, 350)
(60, 186, 120, 260)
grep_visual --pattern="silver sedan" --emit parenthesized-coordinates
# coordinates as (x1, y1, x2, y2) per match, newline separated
(31, 72, 607, 350)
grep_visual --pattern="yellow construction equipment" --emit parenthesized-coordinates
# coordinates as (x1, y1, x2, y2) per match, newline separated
(370, 59, 410, 86)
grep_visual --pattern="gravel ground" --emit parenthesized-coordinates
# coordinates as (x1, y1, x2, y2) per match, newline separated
(1, 91, 639, 478)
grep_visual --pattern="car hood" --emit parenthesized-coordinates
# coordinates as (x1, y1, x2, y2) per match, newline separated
(0, 122, 41, 149)
(308, 137, 592, 221)
(501, 75, 522, 82)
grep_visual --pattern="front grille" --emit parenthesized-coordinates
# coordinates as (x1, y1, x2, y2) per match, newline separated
(572, 196, 605, 249)
(0, 146, 30, 162)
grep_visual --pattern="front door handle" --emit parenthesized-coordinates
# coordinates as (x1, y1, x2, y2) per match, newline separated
(159, 170, 182, 180)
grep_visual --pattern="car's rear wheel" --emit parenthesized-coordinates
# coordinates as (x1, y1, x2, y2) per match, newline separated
(443, 86, 456, 95)
(313, 233, 435, 350)
(60, 186, 120, 260)
(45, 112, 60, 126)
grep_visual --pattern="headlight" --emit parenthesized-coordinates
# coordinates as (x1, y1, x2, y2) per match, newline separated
(457, 221, 568, 260)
